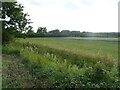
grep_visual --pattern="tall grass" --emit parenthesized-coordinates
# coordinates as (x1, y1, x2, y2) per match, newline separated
(2, 40, 120, 88)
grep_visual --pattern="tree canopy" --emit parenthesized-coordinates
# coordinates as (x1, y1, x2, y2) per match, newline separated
(1, 2, 33, 44)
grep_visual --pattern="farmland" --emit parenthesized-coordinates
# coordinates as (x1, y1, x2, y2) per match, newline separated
(19, 37, 118, 60)
(2, 37, 120, 88)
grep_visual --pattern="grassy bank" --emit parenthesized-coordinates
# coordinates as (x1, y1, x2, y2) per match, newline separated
(2, 38, 120, 88)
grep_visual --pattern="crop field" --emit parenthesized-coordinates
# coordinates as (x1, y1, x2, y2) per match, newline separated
(2, 37, 120, 88)
(19, 37, 118, 60)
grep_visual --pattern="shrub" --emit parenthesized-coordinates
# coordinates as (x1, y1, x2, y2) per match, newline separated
(2, 29, 15, 45)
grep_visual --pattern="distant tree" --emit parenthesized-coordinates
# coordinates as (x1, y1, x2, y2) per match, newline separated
(37, 27, 47, 33)
(61, 30, 70, 33)
(80, 31, 86, 37)
(36, 27, 47, 36)
(61, 30, 70, 36)
(70, 31, 80, 37)
(49, 29, 61, 36)
(1, 2, 32, 44)
(49, 29, 60, 33)
(26, 28, 35, 37)
(27, 29, 34, 35)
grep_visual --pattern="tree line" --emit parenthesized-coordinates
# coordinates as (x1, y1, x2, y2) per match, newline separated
(25, 27, 119, 38)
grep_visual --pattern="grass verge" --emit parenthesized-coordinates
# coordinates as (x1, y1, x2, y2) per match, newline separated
(2, 41, 120, 88)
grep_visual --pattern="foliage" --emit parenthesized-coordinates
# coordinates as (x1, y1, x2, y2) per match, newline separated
(26, 29, 35, 37)
(36, 27, 47, 37)
(2, 29, 14, 45)
(26, 28, 119, 37)
(1, 2, 32, 44)
(48, 29, 61, 37)
(2, 39, 119, 88)
(61, 30, 70, 36)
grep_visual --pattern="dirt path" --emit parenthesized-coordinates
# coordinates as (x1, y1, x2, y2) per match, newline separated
(2, 54, 35, 88)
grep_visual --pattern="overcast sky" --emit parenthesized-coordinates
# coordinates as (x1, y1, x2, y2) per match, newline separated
(17, 0, 119, 32)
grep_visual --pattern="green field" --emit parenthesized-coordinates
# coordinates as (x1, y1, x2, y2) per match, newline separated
(2, 37, 119, 88)
(66, 37, 119, 41)
(19, 37, 118, 60)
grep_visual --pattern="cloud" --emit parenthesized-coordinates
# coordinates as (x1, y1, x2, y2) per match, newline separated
(17, 0, 119, 32)
(27, 0, 55, 7)
(80, 0, 93, 6)
(64, 1, 79, 10)
(28, 0, 42, 6)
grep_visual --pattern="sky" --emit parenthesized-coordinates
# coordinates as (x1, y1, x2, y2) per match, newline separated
(17, 0, 119, 32)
